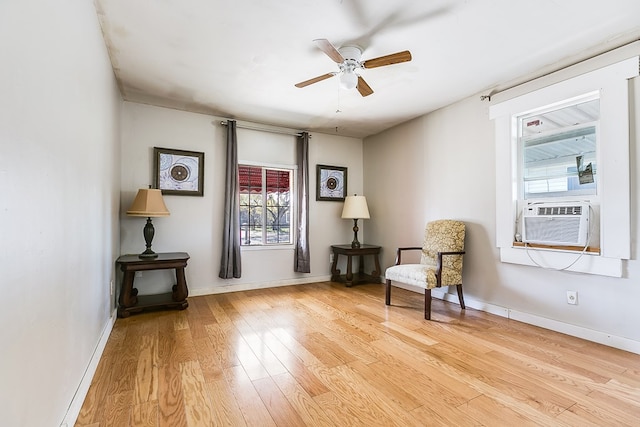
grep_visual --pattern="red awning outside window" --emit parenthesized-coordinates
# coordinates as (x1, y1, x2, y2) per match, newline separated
(239, 166, 289, 193)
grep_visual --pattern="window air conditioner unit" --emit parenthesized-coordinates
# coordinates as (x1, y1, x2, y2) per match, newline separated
(522, 202, 590, 246)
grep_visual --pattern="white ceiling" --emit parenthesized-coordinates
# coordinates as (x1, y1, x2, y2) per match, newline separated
(95, 0, 640, 138)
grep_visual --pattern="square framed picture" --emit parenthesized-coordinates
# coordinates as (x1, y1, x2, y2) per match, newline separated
(154, 147, 204, 196)
(316, 164, 347, 201)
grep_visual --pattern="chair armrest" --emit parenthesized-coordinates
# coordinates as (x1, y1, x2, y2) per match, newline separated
(395, 247, 422, 265)
(434, 251, 466, 287)
(438, 251, 466, 257)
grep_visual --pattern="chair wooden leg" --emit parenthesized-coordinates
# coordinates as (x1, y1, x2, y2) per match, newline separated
(456, 284, 466, 309)
(385, 279, 391, 305)
(424, 289, 432, 320)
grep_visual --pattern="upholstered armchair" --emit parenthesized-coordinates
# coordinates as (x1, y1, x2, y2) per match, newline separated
(385, 220, 466, 320)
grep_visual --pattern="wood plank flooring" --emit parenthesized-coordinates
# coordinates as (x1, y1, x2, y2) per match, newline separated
(75, 282, 640, 426)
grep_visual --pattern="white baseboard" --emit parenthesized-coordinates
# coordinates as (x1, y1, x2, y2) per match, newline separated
(60, 308, 118, 427)
(433, 289, 640, 355)
(507, 309, 640, 355)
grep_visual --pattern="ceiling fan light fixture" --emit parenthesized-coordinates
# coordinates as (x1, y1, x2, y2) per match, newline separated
(340, 70, 358, 90)
(295, 39, 411, 97)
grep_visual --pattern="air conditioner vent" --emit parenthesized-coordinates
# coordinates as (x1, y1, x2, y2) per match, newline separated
(522, 202, 589, 246)
(537, 205, 582, 216)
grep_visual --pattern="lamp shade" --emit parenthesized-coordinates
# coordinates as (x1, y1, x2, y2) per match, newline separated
(340, 70, 358, 90)
(341, 195, 370, 219)
(127, 189, 170, 217)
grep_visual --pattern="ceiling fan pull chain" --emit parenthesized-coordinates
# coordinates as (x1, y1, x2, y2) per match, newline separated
(336, 79, 342, 113)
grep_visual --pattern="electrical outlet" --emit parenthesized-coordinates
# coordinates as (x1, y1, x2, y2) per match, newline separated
(135, 271, 143, 278)
(330, 253, 334, 263)
(110, 280, 114, 295)
(566, 290, 578, 305)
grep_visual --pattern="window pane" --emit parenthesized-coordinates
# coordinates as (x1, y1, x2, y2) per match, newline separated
(266, 205, 278, 243)
(246, 206, 262, 245)
(249, 193, 262, 208)
(239, 166, 262, 193)
(278, 189, 289, 206)
(520, 98, 599, 199)
(266, 193, 276, 207)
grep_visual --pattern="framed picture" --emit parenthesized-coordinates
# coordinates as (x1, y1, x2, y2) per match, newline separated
(316, 164, 347, 201)
(154, 147, 204, 196)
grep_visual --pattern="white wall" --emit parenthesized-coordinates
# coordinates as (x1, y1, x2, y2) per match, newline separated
(120, 102, 364, 295)
(365, 67, 640, 353)
(0, 1, 122, 426)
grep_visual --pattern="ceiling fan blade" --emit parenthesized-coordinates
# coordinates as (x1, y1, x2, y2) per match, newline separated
(295, 73, 336, 88)
(313, 38, 345, 63)
(357, 76, 374, 97)
(362, 50, 412, 69)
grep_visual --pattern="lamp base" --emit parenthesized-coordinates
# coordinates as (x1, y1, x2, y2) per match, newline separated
(139, 249, 158, 259)
(351, 218, 361, 248)
(139, 217, 159, 258)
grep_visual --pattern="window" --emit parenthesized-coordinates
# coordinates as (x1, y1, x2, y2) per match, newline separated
(490, 56, 637, 276)
(518, 96, 599, 200)
(239, 164, 293, 246)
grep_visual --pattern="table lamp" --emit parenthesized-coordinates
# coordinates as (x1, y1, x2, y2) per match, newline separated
(341, 194, 370, 248)
(127, 188, 170, 258)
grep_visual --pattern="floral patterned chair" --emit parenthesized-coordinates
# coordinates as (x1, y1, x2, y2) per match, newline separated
(385, 220, 466, 320)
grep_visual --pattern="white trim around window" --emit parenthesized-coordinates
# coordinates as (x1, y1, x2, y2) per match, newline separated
(490, 56, 638, 277)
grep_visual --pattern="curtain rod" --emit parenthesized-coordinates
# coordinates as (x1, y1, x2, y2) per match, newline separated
(480, 38, 640, 101)
(219, 120, 308, 137)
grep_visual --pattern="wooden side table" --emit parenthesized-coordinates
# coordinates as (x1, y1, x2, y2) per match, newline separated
(330, 244, 382, 287)
(116, 252, 190, 318)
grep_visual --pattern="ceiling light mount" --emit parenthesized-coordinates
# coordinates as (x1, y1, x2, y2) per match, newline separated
(338, 46, 363, 90)
(338, 45, 363, 62)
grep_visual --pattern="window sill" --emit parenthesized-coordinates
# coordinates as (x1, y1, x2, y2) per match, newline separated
(241, 244, 294, 252)
(512, 241, 600, 254)
(500, 246, 621, 277)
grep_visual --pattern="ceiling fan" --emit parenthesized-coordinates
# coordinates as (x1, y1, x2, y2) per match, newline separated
(295, 39, 412, 97)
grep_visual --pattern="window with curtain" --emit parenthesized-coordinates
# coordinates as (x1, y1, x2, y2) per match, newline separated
(239, 164, 294, 246)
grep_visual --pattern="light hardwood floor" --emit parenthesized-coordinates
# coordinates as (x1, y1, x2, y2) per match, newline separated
(76, 282, 640, 426)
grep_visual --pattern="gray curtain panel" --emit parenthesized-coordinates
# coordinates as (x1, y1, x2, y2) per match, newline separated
(294, 132, 311, 273)
(219, 120, 242, 278)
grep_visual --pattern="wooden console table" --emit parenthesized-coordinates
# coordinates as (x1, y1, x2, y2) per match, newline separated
(116, 252, 190, 318)
(330, 244, 382, 287)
